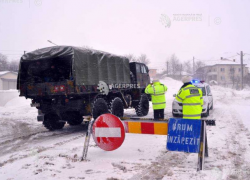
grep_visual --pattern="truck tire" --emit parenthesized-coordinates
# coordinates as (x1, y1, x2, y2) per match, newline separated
(43, 113, 65, 131)
(135, 94, 149, 116)
(110, 97, 124, 118)
(62, 112, 83, 126)
(92, 98, 109, 119)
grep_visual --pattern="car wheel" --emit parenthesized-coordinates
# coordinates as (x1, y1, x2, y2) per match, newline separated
(210, 102, 213, 110)
(205, 105, 210, 117)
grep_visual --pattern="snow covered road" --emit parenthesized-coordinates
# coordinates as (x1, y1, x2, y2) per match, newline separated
(1, 77, 250, 180)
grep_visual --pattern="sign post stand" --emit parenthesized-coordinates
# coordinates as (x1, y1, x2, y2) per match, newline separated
(205, 128, 208, 158)
(197, 120, 207, 171)
(81, 118, 95, 161)
(81, 114, 125, 161)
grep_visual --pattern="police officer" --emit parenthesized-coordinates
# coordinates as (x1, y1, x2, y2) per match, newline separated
(145, 79, 168, 120)
(175, 76, 203, 119)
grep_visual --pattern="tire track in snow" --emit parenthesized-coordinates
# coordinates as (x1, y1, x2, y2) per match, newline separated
(0, 126, 87, 167)
(223, 108, 250, 179)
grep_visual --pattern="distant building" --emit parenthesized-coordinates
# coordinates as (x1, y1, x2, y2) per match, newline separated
(149, 69, 157, 78)
(0, 71, 18, 90)
(195, 60, 249, 88)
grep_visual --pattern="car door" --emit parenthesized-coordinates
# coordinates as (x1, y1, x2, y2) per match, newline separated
(206, 85, 213, 107)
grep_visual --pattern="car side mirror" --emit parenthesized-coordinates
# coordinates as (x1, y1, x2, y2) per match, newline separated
(173, 94, 176, 97)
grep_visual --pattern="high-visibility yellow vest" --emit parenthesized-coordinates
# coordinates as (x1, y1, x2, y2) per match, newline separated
(145, 82, 168, 110)
(175, 84, 203, 119)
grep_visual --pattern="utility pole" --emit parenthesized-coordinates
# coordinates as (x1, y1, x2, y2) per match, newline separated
(193, 56, 195, 75)
(240, 51, 244, 90)
(180, 64, 182, 80)
(167, 61, 169, 76)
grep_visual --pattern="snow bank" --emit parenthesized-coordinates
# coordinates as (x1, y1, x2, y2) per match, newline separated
(0, 90, 19, 106)
(0, 96, 39, 143)
(5, 96, 31, 107)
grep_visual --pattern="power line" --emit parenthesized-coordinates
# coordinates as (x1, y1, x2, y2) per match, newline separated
(1, 54, 23, 56)
(224, 55, 238, 59)
(194, 54, 238, 62)
(0, 50, 23, 52)
(194, 58, 217, 61)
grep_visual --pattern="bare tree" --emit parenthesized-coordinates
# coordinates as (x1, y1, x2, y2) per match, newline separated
(169, 54, 180, 76)
(183, 60, 192, 74)
(165, 60, 170, 75)
(137, 54, 150, 65)
(124, 54, 137, 62)
(9, 60, 20, 72)
(229, 66, 241, 89)
(195, 60, 205, 71)
(0, 53, 9, 71)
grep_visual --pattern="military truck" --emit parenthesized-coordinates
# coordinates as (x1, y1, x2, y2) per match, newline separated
(17, 46, 150, 130)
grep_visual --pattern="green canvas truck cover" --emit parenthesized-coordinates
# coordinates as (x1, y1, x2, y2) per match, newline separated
(18, 46, 131, 88)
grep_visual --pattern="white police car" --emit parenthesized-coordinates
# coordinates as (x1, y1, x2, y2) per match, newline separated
(172, 80, 213, 117)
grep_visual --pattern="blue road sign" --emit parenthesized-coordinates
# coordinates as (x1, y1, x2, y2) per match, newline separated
(167, 118, 201, 153)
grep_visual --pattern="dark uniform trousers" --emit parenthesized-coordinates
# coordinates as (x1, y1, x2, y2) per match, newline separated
(154, 109, 164, 120)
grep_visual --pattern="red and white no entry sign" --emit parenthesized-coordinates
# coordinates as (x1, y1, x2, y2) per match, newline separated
(92, 114, 125, 151)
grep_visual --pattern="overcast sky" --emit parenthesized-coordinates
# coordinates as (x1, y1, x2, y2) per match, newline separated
(0, 0, 250, 70)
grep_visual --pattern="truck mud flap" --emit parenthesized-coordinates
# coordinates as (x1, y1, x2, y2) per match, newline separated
(37, 115, 44, 122)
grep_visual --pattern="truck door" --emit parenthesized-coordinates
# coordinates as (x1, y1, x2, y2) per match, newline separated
(141, 64, 150, 87)
(135, 63, 150, 88)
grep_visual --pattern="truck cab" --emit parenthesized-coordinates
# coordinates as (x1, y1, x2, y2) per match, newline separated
(129, 62, 150, 88)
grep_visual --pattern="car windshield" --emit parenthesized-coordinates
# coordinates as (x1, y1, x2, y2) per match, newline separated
(198, 87, 206, 96)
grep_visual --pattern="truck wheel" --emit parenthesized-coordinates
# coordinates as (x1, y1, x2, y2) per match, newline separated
(135, 94, 149, 116)
(62, 112, 83, 126)
(92, 98, 109, 119)
(110, 97, 124, 118)
(43, 113, 65, 131)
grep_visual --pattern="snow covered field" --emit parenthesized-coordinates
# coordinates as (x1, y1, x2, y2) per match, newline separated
(1, 77, 250, 180)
